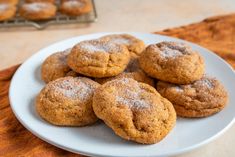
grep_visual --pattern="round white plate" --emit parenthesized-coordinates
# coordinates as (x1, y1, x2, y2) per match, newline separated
(9, 32, 235, 157)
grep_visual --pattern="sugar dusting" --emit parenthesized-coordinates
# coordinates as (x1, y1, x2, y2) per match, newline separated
(174, 86, 183, 92)
(80, 41, 121, 53)
(195, 78, 214, 88)
(80, 43, 106, 53)
(0, 4, 8, 12)
(111, 38, 130, 45)
(54, 78, 93, 100)
(156, 42, 192, 59)
(114, 78, 150, 109)
(160, 46, 182, 58)
(63, 0, 84, 8)
(24, 3, 48, 12)
(0, 3, 9, 13)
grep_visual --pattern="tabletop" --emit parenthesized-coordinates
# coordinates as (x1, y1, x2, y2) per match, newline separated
(0, 0, 235, 157)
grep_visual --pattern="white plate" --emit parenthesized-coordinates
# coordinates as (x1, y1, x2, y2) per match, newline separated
(9, 32, 235, 157)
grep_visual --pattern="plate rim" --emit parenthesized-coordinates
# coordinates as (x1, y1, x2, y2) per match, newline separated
(9, 32, 235, 157)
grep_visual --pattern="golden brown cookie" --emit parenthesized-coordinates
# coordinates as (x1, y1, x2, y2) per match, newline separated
(0, 3, 16, 21)
(0, 0, 18, 5)
(95, 57, 154, 86)
(100, 34, 145, 56)
(139, 41, 205, 84)
(36, 76, 100, 126)
(25, 0, 55, 3)
(157, 75, 228, 118)
(19, 2, 56, 21)
(60, 0, 92, 16)
(93, 78, 176, 144)
(67, 39, 130, 78)
(41, 49, 71, 83)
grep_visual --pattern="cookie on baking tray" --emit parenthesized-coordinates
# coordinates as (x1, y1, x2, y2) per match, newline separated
(139, 41, 205, 84)
(19, 2, 57, 20)
(92, 78, 176, 144)
(36, 76, 100, 126)
(157, 75, 228, 118)
(0, 3, 16, 21)
(60, 0, 92, 16)
(0, 0, 18, 5)
(67, 39, 130, 78)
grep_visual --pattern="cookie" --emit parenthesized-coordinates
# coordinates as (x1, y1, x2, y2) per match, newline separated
(67, 39, 130, 78)
(0, 3, 16, 21)
(93, 78, 176, 144)
(60, 0, 92, 16)
(95, 57, 154, 86)
(157, 75, 228, 118)
(36, 77, 100, 126)
(0, 0, 18, 5)
(25, 0, 55, 3)
(139, 41, 205, 84)
(100, 34, 145, 56)
(19, 2, 56, 21)
(41, 49, 71, 83)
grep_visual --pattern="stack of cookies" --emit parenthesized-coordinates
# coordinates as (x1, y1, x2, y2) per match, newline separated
(140, 42, 228, 118)
(36, 34, 228, 144)
(0, 0, 92, 21)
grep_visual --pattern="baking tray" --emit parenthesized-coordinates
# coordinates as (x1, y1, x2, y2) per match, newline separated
(0, 0, 97, 30)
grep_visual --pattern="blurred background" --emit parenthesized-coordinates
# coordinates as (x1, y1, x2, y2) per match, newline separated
(1, 0, 235, 70)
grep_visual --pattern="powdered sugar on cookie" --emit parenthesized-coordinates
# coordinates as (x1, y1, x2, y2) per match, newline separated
(0, 4, 8, 12)
(174, 86, 184, 92)
(63, 0, 84, 8)
(156, 42, 192, 59)
(114, 78, 150, 109)
(80, 43, 107, 53)
(23, 3, 48, 12)
(160, 46, 183, 58)
(111, 38, 130, 45)
(53, 78, 94, 100)
(194, 77, 214, 89)
(79, 40, 122, 53)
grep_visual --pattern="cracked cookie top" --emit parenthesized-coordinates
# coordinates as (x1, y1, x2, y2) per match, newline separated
(67, 39, 130, 78)
(156, 75, 228, 117)
(139, 41, 205, 84)
(36, 76, 100, 126)
(92, 78, 176, 144)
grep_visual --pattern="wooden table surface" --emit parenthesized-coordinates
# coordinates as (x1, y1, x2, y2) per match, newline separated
(0, 0, 235, 157)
